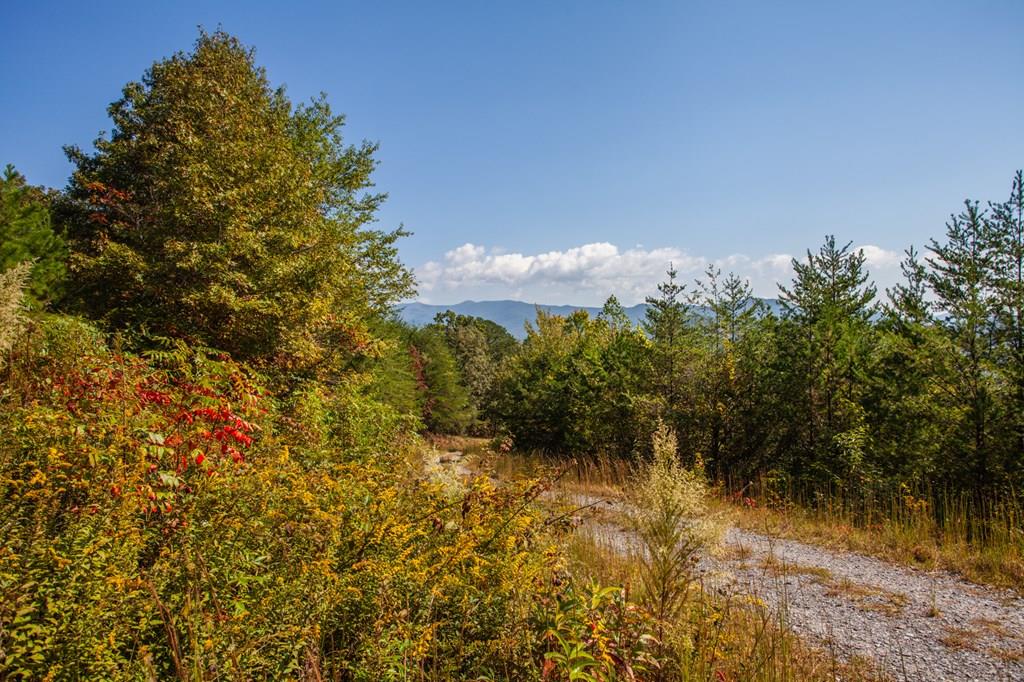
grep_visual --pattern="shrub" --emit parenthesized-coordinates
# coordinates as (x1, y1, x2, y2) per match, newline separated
(0, 315, 645, 680)
(628, 422, 725, 674)
(0, 262, 30, 366)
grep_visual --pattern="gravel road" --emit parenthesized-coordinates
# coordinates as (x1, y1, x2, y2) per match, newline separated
(580, 503, 1024, 682)
(430, 451, 1024, 680)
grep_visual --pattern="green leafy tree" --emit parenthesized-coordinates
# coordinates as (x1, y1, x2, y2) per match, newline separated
(431, 311, 517, 431)
(595, 297, 651, 454)
(492, 309, 579, 452)
(408, 325, 474, 433)
(361, 319, 473, 433)
(0, 165, 65, 306)
(57, 31, 413, 373)
(493, 304, 649, 456)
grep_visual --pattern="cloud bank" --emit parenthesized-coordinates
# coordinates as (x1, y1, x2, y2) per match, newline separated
(416, 241, 903, 305)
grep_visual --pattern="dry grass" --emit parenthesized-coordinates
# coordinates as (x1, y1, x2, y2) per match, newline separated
(970, 616, 1012, 638)
(492, 449, 1024, 597)
(717, 488, 1024, 594)
(822, 578, 909, 616)
(939, 626, 981, 651)
(757, 554, 833, 582)
(720, 543, 754, 562)
(489, 451, 889, 680)
(492, 450, 1023, 596)
(990, 644, 1024, 662)
(0, 261, 31, 366)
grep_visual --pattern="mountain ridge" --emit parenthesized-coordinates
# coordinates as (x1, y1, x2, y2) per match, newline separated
(396, 299, 783, 339)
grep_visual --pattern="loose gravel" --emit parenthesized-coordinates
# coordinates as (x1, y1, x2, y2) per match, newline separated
(432, 453, 1024, 681)
(578, 498, 1024, 682)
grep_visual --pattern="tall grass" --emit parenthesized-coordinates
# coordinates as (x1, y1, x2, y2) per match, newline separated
(726, 477, 1024, 590)
(489, 445, 1024, 590)
(0, 261, 31, 365)
(566, 530, 885, 681)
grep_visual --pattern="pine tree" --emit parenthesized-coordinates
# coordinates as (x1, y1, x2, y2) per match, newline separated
(864, 247, 946, 481)
(643, 266, 692, 436)
(988, 171, 1024, 476)
(0, 165, 65, 306)
(926, 201, 1000, 487)
(691, 267, 764, 475)
(598, 294, 632, 331)
(778, 236, 877, 483)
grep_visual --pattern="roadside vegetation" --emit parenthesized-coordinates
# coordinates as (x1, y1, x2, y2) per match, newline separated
(722, 481, 1024, 592)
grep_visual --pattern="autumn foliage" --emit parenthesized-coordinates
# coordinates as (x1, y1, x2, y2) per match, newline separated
(0, 315, 659, 679)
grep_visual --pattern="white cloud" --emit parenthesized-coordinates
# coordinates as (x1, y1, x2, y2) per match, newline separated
(415, 241, 905, 305)
(856, 244, 902, 270)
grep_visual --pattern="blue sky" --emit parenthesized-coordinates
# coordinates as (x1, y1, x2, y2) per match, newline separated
(3, 1, 1022, 304)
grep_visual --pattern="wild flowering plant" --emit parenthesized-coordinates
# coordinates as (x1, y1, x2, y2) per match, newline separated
(0, 262, 31, 366)
(628, 421, 726, 673)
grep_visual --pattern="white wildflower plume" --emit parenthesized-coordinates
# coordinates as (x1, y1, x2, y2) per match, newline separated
(628, 421, 725, 630)
(0, 262, 32, 366)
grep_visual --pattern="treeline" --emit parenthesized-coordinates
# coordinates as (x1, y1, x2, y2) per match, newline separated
(486, 176, 1024, 498)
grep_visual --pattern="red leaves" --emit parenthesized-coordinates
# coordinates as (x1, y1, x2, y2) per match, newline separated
(137, 388, 172, 406)
(34, 342, 268, 531)
(82, 180, 132, 229)
(728, 490, 757, 509)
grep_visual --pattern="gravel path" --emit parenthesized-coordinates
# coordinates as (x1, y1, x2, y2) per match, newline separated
(577, 498, 1024, 682)
(430, 452, 1024, 680)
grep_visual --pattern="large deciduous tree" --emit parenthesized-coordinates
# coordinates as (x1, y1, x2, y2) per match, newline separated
(57, 31, 413, 374)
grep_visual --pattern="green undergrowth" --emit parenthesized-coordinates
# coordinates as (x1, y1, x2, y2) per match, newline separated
(0, 316, 659, 680)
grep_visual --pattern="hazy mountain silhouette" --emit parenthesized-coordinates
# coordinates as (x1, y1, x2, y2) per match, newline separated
(397, 299, 784, 339)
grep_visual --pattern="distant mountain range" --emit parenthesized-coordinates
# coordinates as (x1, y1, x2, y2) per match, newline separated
(396, 299, 783, 339)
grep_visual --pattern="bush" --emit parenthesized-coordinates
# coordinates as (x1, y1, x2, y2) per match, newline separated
(628, 422, 725, 675)
(0, 262, 31, 366)
(0, 315, 647, 679)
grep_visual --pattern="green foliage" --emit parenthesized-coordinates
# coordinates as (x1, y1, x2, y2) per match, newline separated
(4, 21, 1023, 677)
(687, 267, 767, 476)
(643, 266, 693, 426)
(57, 31, 413, 374)
(0, 315, 649, 679)
(492, 306, 649, 455)
(777, 235, 878, 483)
(431, 311, 517, 431)
(491, 172, 1024, 500)
(363, 318, 474, 434)
(538, 582, 656, 681)
(408, 324, 474, 433)
(0, 165, 66, 306)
